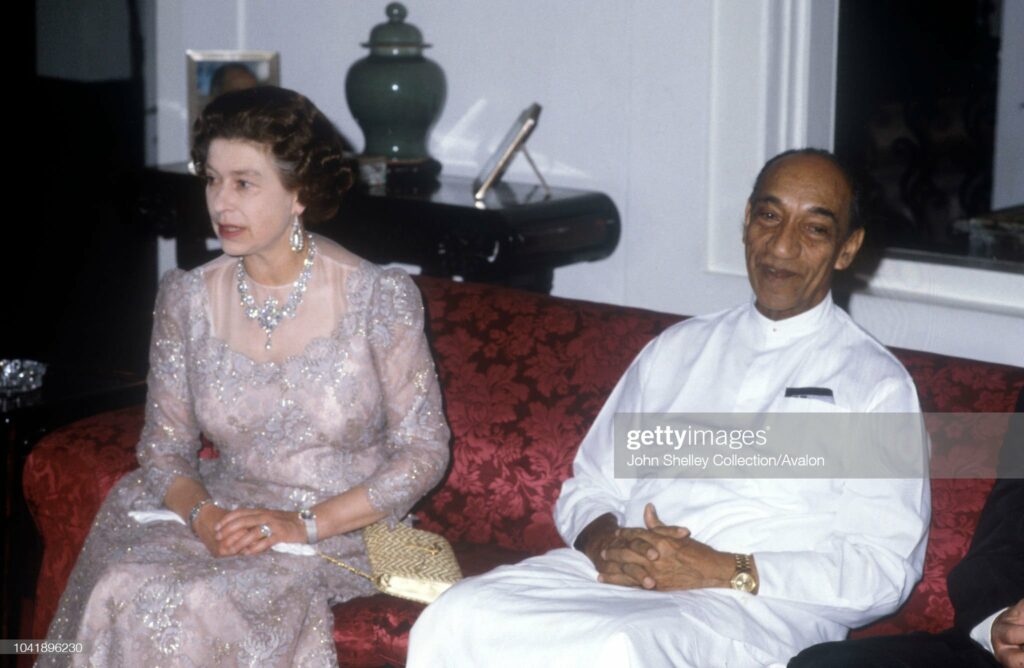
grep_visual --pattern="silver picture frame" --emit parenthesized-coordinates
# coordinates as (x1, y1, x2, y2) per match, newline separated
(186, 50, 280, 138)
(473, 103, 543, 201)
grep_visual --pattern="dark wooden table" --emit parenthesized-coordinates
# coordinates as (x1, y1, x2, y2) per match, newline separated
(143, 166, 620, 293)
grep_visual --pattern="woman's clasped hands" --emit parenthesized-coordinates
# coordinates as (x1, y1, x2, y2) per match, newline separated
(192, 504, 307, 557)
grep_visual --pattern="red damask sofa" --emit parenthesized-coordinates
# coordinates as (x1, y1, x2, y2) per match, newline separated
(22, 276, 1024, 666)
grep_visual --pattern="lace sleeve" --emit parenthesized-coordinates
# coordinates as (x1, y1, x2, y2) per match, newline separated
(363, 269, 451, 521)
(135, 269, 203, 501)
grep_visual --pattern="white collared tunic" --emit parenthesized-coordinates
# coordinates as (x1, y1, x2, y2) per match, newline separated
(408, 296, 929, 668)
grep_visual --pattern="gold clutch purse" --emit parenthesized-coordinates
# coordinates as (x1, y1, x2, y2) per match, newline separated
(318, 521, 462, 604)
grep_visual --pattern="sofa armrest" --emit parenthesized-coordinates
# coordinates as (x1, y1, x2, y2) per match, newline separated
(23, 406, 143, 638)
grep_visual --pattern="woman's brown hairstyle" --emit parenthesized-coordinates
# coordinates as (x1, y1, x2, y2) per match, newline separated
(191, 86, 352, 224)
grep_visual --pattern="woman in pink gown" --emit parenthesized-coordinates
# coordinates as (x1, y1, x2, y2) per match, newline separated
(41, 86, 450, 667)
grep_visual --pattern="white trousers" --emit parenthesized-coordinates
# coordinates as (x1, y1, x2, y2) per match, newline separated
(408, 549, 794, 668)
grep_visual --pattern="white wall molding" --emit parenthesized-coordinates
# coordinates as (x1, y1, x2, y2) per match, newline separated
(856, 259, 1024, 318)
(706, 0, 839, 277)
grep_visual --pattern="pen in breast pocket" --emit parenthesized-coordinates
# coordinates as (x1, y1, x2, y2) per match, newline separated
(784, 387, 834, 402)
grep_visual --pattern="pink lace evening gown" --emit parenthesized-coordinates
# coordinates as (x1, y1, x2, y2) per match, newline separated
(41, 236, 450, 667)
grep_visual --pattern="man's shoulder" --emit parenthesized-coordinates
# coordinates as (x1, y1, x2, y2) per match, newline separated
(822, 306, 920, 410)
(828, 306, 913, 380)
(649, 303, 746, 347)
(623, 304, 750, 382)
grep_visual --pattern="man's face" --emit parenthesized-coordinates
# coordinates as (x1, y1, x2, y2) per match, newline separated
(743, 154, 864, 321)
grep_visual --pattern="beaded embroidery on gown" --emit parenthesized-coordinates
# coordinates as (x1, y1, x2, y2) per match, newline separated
(41, 237, 450, 667)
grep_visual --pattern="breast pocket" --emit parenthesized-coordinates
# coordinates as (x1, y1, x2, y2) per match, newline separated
(781, 383, 859, 413)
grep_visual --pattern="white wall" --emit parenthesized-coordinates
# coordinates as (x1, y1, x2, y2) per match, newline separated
(152, 1, 1023, 366)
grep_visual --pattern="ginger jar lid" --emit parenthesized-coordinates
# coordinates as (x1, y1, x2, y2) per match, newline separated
(362, 3, 431, 55)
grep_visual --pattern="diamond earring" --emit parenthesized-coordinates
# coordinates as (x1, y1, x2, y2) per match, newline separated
(289, 215, 304, 252)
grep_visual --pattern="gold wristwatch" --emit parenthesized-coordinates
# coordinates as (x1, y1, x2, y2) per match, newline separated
(730, 553, 758, 593)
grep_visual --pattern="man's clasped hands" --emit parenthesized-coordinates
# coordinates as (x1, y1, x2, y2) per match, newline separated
(580, 503, 752, 592)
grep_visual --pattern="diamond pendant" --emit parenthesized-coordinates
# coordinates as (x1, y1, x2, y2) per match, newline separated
(235, 235, 317, 351)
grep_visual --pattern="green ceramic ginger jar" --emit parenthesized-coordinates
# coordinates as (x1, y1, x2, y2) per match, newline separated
(345, 3, 446, 179)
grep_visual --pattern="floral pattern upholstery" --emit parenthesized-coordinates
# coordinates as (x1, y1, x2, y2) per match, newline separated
(412, 277, 684, 554)
(849, 348, 1023, 638)
(23, 276, 1024, 665)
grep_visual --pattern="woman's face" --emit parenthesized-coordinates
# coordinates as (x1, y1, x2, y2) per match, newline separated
(204, 138, 305, 265)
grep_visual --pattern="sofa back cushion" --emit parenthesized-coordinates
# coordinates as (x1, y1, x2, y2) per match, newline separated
(893, 348, 1024, 413)
(412, 277, 683, 553)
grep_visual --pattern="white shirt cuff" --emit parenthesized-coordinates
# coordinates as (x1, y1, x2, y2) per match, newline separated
(970, 607, 1005, 655)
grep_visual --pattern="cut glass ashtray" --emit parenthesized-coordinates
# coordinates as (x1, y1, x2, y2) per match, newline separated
(0, 359, 47, 395)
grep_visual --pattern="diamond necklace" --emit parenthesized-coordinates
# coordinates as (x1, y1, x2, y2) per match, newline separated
(236, 235, 316, 350)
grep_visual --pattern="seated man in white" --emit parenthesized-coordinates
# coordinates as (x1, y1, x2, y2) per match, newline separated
(407, 149, 930, 668)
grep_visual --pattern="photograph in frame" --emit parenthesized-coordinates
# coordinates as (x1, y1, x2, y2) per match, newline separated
(186, 50, 280, 140)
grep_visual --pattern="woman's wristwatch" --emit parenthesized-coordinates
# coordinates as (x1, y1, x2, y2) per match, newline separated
(299, 508, 318, 544)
